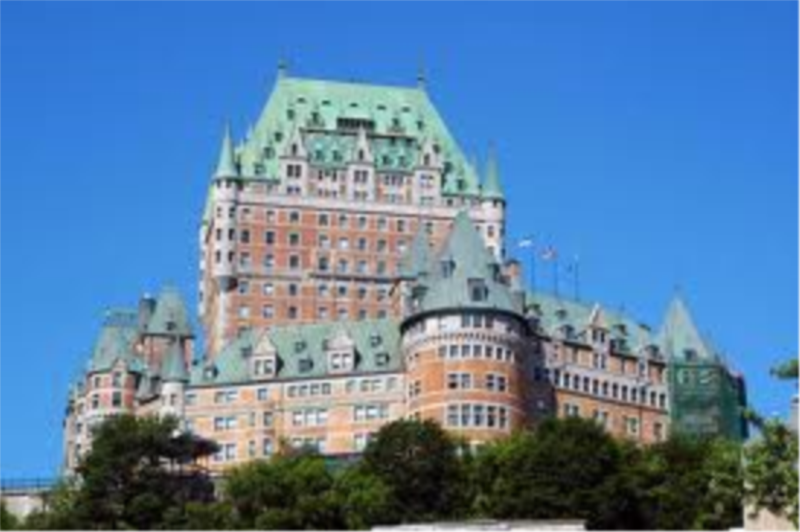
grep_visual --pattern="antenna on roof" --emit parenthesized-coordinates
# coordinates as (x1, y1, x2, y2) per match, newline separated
(417, 56, 427, 90)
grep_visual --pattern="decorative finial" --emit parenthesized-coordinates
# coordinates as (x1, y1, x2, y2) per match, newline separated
(278, 57, 288, 80)
(417, 59, 426, 90)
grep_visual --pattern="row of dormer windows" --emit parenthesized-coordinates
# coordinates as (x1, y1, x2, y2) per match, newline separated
(548, 368, 667, 409)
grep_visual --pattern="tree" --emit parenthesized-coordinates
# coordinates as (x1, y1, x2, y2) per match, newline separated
(627, 435, 743, 530)
(332, 465, 396, 530)
(1, 501, 19, 530)
(771, 358, 798, 380)
(360, 419, 466, 522)
(471, 417, 625, 528)
(26, 415, 218, 530)
(744, 415, 798, 527)
(223, 452, 343, 529)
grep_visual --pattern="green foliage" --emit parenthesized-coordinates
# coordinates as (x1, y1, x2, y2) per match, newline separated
(333, 465, 396, 530)
(24, 414, 217, 530)
(770, 358, 798, 380)
(360, 418, 466, 522)
(470, 417, 625, 528)
(222, 453, 343, 529)
(21, 415, 757, 529)
(2, 501, 19, 530)
(744, 417, 799, 527)
(622, 435, 743, 530)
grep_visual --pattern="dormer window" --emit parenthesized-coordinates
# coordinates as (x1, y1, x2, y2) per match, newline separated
(560, 324, 575, 340)
(298, 358, 313, 373)
(441, 259, 456, 278)
(376, 352, 390, 367)
(253, 356, 276, 378)
(329, 351, 354, 372)
(591, 329, 607, 344)
(468, 279, 488, 302)
(166, 320, 177, 332)
(370, 333, 382, 348)
(555, 308, 568, 320)
(684, 348, 698, 362)
(294, 340, 307, 354)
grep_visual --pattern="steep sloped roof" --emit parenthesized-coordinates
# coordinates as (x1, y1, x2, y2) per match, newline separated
(526, 292, 656, 356)
(190, 318, 401, 386)
(398, 227, 433, 278)
(481, 146, 504, 200)
(146, 286, 193, 337)
(87, 310, 144, 373)
(161, 341, 189, 382)
(657, 295, 718, 362)
(415, 211, 517, 315)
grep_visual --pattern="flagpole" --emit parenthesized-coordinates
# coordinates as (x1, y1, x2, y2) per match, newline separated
(553, 254, 560, 299)
(529, 246, 536, 294)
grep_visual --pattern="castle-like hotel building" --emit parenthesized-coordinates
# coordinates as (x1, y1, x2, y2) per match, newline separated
(63, 67, 746, 473)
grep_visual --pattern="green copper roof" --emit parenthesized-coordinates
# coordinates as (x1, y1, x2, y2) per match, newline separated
(146, 287, 193, 337)
(88, 310, 143, 373)
(482, 146, 504, 200)
(462, 157, 481, 197)
(214, 124, 238, 179)
(161, 341, 189, 382)
(658, 295, 718, 362)
(415, 211, 517, 316)
(190, 318, 401, 386)
(526, 292, 655, 355)
(234, 74, 472, 187)
(399, 227, 432, 278)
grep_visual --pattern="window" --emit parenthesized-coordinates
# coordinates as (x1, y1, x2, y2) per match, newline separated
(319, 213, 329, 226)
(112, 372, 122, 387)
(447, 373, 472, 390)
(469, 279, 488, 302)
(112, 392, 122, 408)
(288, 306, 298, 320)
(354, 404, 389, 422)
(288, 283, 299, 297)
(330, 352, 353, 371)
(185, 393, 197, 406)
(263, 254, 275, 269)
(625, 417, 640, 436)
(377, 217, 387, 231)
(486, 374, 508, 393)
(240, 229, 251, 244)
(257, 387, 269, 401)
(288, 233, 300, 246)
(262, 305, 274, 319)
(238, 305, 250, 319)
(289, 211, 300, 224)
(446, 403, 510, 430)
(265, 231, 276, 245)
(654, 422, 665, 441)
(253, 357, 275, 378)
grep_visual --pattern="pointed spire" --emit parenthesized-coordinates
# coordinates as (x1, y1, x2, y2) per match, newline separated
(659, 294, 716, 362)
(482, 143, 505, 201)
(462, 157, 481, 197)
(214, 123, 238, 179)
(162, 341, 189, 383)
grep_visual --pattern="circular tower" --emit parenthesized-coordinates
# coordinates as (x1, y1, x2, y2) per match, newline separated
(400, 211, 529, 447)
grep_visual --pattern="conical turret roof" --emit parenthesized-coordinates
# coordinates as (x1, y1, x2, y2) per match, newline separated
(214, 124, 238, 179)
(482, 145, 504, 200)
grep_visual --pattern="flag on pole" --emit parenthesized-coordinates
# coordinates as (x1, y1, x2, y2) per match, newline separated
(518, 237, 534, 249)
(541, 246, 558, 261)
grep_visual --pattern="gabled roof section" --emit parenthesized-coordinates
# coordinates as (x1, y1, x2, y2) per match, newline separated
(415, 211, 517, 315)
(658, 295, 717, 362)
(161, 341, 189, 383)
(146, 286, 193, 337)
(526, 292, 656, 356)
(190, 318, 401, 386)
(88, 310, 143, 373)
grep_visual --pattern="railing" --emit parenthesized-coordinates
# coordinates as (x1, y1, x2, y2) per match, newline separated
(0, 477, 59, 493)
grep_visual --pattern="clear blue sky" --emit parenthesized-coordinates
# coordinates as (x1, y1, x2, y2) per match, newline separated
(2, 2, 797, 478)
